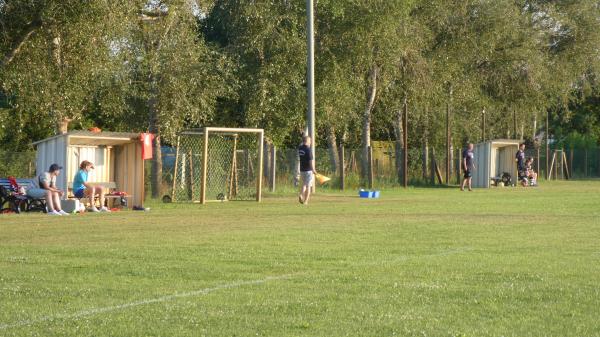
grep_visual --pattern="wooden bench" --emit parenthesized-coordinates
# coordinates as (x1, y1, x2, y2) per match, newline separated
(67, 181, 133, 208)
(0, 178, 47, 214)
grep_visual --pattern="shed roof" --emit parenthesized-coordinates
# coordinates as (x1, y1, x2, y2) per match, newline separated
(32, 131, 141, 146)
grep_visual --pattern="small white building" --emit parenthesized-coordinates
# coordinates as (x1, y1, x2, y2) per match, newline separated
(32, 131, 145, 206)
(472, 139, 521, 188)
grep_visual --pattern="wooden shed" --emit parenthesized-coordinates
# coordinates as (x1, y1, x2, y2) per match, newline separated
(472, 139, 521, 188)
(32, 131, 145, 206)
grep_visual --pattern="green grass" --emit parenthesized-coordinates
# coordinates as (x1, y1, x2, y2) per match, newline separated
(1, 181, 600, 336)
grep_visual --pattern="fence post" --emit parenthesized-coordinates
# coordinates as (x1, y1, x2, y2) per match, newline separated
(368, 145, 373, 189)
(339, 145, 345, 191)
(455, 147, 461, 185)
(270, 145, 276, 192)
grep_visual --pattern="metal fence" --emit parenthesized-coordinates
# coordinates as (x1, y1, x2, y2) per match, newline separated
(259, 145, 600, 192)
(0, 151, 36, 178)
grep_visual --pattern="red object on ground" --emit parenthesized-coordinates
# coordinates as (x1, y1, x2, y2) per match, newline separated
(88, 127, 102, 133)
(140, 133, 154, 160)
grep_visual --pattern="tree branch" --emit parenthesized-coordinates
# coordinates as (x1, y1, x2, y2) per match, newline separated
(1, 17, 42, 67)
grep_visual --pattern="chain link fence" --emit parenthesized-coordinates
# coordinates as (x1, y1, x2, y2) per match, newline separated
(260, 144, 600, 192)
(0, 150, 36, 178)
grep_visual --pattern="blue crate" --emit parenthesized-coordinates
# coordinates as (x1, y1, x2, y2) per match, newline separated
(359, 190, 380, 198)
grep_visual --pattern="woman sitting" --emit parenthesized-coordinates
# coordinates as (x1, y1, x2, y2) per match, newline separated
(73, 160, 110, 212)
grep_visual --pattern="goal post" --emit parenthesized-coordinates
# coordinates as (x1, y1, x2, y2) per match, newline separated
(171, 127, 264, 204)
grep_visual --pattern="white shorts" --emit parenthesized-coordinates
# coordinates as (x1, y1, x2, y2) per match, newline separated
(300, 171, 314, 187)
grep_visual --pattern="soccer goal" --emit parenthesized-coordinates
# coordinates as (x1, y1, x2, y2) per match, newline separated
(171, 127, 264, 204)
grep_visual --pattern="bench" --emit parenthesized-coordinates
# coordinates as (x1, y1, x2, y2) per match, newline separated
(0, 178, 47, 214)
(67, 181, 133, 208)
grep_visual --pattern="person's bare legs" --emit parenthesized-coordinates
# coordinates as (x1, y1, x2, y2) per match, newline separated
(52, 191, 63, 211)
(302, 184, 311, 205)
(87, 187, 98, 210)
(99, 188, 105, 208)
(461, 179, 466, 191)
(468, 177, 472, 191)
(45, 190, 56, 212)
(298, 184, 305, 204)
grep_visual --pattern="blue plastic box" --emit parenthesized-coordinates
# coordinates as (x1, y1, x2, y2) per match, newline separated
(359, 190, 380, 198)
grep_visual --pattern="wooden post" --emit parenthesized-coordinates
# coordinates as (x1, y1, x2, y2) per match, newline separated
(546, 111, 550, 180)
(455, 147, 461, 185)
(200, 128, 209, 204)
(403, 98, 408, 188)
(257, 130, 264, 202)
(171, 136, 181, 201)
(563, 151, 570, 180)
(481, 108, 486, 142)
(270, 145, 276, 192)
(569, 149, 574, 178)
(430, 148, 435, 185)
(189, 150, 194, 200)
(339, 144, 345, 191)
(228, 135, 238, 200)
(422, 141, 429, 181)
(446, 99, 451, 185)
(368, 145, 374, 189)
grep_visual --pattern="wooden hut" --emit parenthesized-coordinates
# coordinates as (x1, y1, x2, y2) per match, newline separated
(32, 131, 145, 207)
(472, 139, 521, 188)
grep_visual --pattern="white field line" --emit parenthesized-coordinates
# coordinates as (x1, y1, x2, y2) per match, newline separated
(0, 274, 295, 331)
(0, 248, 472, 330)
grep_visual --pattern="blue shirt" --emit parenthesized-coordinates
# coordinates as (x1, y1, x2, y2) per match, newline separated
(73, 170, 88, 192)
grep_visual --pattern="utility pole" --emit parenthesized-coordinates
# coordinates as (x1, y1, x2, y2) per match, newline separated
(306, 0, 316, 191)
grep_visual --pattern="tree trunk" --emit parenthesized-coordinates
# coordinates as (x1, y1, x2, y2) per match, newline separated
(422, 107, 429, 180)
(361, 65, 378, 178)
(326, 127, 339, 173)
(393, 103, 405, 184)
(148, 76, 162, 199)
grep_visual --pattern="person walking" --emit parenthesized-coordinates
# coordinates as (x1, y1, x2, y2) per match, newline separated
(298, 135, 317, 205)
(461, 143, 476, 191)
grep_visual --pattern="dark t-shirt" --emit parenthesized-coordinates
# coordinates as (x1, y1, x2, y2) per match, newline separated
(463, 149, 474, 170)
(516, 150, 525, 170)
(298, 144, 313, 172)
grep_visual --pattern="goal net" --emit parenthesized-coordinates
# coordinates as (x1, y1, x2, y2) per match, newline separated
(171, 128, 264, 203)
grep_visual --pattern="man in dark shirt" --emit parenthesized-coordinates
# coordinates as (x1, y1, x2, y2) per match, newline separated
(516, 143, 527, 186)
(461, 143, 475, 191)
(298, 135, 317, 204)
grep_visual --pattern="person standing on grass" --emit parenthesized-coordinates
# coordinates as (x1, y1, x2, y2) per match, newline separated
(461, 143, 476, 191)
(298, 135, 317, 205)
(73, 160, 110, 212)
(516, 143, 528, 186)
(27, 164, 70, 216)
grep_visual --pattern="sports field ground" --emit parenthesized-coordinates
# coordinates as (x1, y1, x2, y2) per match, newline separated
(1, 181, 599, 336)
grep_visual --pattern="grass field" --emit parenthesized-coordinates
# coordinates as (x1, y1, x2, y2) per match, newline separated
(1, 181, 600, 336)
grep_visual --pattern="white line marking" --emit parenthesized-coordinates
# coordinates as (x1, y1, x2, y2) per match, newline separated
(0, 274, 294, 331)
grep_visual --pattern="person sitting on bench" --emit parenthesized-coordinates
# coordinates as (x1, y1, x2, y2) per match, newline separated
(73, 160, 110, 212)
(526, 157, 538, 186)
(27, 163, 69, 216)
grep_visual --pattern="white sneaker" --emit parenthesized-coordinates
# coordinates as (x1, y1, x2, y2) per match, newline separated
(58, 210, 70, 216)
(48, 210, 62, 216)
(100, 207, 111, 212)
(90, 207, 100, 212)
